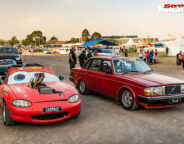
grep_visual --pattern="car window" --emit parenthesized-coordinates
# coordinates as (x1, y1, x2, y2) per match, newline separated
(84, 60, 92, 69)
(88, 59, 101, 71)
(113, 59, 151, 74)
(0, 48, 18, 54)
(100, 60, 112, 73)
(8, 71, 60, 84)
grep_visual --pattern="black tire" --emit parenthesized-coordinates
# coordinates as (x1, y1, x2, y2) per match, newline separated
(2, 101, 15, 126)
(78, 79, 89, 95)
(120, 89, 138, 111)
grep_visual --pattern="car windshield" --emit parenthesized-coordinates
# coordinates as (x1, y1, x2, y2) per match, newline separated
(8, 71, 59, 84)
(113, 59, 151, 74)
(0, 47, 18, 54)
(0, 59, 16, 65)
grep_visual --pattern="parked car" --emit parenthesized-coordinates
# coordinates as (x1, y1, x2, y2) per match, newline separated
(0, 59, 17, 74)
(98, 49, 118, 57)
(70, 57, 184, 110)
(43, 50, 51, 54)
(85, 47, 118, 57)
(0, 65, 81, 126)
(0, 47, 23, 66)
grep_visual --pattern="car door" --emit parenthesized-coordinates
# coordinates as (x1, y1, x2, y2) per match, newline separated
(98, 60, 115, 97)
(84, 59, 102, 92)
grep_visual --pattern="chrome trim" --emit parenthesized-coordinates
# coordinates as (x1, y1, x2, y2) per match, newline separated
(139, 94, 184, 100)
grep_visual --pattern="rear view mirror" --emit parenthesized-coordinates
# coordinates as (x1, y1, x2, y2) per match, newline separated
(59, 76, 64, 81)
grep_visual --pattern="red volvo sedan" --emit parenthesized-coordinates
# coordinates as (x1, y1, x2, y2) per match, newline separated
(0, 66, 81, 126)
(70, 57, 184, 110)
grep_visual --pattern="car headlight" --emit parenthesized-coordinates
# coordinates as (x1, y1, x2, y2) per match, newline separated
(144, 87, 163, 96)
(15, 56, 21, 60)
(12, 100, 32, 107)
(68, 95, 79, 103)
(181, 85, 184, 94)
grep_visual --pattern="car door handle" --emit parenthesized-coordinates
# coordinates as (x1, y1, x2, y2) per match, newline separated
(97, 74, 100, 77)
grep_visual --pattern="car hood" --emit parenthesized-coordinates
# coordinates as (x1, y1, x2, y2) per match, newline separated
(8, 82, 78, 103)
(116, 73, 184, 87)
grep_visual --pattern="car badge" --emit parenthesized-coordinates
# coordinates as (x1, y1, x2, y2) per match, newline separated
(170, 86, 176, 94)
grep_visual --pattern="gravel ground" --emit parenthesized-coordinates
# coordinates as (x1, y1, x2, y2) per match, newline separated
(0, 55, 184, 144)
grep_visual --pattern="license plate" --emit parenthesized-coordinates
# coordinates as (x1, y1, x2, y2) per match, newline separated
(169, 98, 181, 104)
(43, 106, 62, 113)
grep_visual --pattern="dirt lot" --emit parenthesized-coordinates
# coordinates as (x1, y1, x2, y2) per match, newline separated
(0, 55, 184, 144)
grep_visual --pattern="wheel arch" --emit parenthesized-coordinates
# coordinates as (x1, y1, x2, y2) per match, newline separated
(118, 85, 137, 102)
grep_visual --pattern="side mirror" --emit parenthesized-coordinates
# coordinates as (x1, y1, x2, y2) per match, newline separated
(105, 70, 112, 74)
(59, 76, 64, 81)
(19, 52, 22, 54)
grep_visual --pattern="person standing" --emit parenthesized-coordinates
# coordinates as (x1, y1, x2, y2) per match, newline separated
(87, 49, 93, 58)
(146, 50, 150, 64)
(155, 49, 158, 63)
(78, 50, 87, 68)
(149, 51, 153, 64)
(69, 47, 77, 72)
(166, 47, 169, 56)
(143, 51, 147, 63)
(125, 49, 128, 57)
(139, 51, 143, 59)
(94, 50, 99, 56)
(176, 51, 182, 70)
(182, 52, 184, 70)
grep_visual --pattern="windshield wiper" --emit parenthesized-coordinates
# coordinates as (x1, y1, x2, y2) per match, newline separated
(143, 70, 152, 73)
(123, 70, 140, 74)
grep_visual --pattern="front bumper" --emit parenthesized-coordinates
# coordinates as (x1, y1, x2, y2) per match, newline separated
(138, 95, 184, 108)
(8, 100, 81, 124)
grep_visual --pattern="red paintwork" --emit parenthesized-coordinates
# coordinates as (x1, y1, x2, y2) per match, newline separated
(71, 56, 184, 109)
(0, 66, 81, 124)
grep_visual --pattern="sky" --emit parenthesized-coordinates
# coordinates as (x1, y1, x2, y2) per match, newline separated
(0, 0, 184, 40)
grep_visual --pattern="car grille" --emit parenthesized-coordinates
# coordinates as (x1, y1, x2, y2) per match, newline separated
(165, 85, 181, 95)
(32, 112, 69, 120)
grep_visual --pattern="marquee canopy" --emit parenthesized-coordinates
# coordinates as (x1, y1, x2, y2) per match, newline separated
(82, 40, 118, 47)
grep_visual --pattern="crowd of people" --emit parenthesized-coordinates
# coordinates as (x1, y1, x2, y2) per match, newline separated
(69, 47, 184, 72)
(139, 49, 158, 65)
(176, 51, 184, 70)
(69, 47, 99, 71)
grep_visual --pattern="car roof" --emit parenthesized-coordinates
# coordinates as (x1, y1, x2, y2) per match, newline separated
(7, 66, 55, 75)
(88, 56, 133, 61)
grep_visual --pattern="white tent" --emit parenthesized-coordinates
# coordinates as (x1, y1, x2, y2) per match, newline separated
(167, 36, 184, 56)
(125, 38, 137, 47)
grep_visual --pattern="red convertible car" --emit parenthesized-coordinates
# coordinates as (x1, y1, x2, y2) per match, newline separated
(70, 57, 184, 110)
(0, 65, 81, 126)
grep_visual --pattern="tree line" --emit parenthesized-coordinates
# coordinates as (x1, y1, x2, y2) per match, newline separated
(0, 29, 102, 46)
